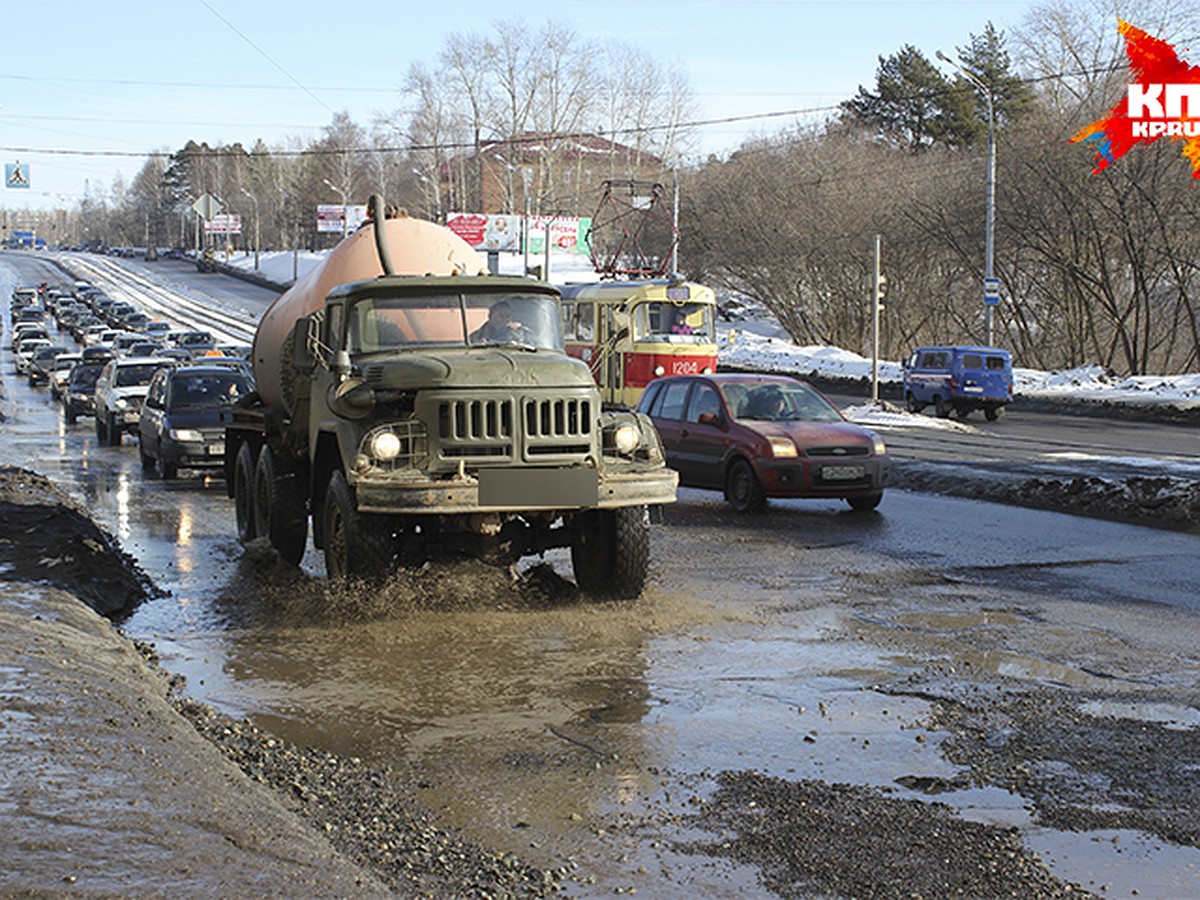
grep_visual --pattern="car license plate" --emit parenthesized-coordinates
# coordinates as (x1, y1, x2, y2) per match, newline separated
(822, 464, 865, 481)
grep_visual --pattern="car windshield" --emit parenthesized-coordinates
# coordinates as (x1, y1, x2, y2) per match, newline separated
(722, 381, 843, 423)
(169, 372, 253, 408)
(114, 363, 163, 387)
(69, 366, 103, 389)
(347, 293, 563, 352)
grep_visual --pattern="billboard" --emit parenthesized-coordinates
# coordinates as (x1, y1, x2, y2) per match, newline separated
(446, 213, 591, 255)
(317, 204, 368, 233)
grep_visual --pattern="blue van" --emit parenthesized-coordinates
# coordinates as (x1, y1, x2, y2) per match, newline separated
(902, 345, 1013, 420)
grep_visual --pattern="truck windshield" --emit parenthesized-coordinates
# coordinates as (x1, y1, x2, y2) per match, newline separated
(349, 293, 563, 352)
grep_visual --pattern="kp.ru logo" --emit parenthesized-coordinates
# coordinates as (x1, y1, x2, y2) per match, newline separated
(1073, 20, 1200, 178)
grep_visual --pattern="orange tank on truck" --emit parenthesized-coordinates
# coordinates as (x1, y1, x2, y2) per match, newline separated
(226, 195, 676, 598)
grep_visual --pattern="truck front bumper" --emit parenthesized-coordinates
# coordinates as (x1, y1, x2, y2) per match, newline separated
(353, 466, 678, 515)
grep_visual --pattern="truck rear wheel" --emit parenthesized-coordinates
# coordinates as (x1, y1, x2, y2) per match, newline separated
(233, 442, 256, 544)
(322, 470, 394, 581)
(253, 446, 308, 566)
(570, 506, 650, 600)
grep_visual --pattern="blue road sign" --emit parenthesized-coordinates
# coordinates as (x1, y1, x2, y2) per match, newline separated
(5, 163, 30, 189)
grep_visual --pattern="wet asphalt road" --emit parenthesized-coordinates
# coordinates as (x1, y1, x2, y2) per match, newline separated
(5, 251, 1200, 896)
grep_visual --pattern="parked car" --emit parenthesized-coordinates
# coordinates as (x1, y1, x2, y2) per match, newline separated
(28, 345, 70, 386)
(93, 356, 171, 446)
(636, 373, 888, 513)
(901, 345, 1014, 420)
(62, 362, 105, 424)
(49, 352, 83, 400)
(137, 364, 254, 478)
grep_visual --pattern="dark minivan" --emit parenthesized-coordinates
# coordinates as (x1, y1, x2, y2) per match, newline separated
(902, 345, 1013, 420)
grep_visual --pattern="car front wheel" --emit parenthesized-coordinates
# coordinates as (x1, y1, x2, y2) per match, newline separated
(725, 458, 767, 513)
(847, 492, 883, 512)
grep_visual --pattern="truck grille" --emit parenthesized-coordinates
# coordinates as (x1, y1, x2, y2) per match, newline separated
(524, 397, 592, 456)
(432, 395, 593, 464)
(438, 399, 513, 458)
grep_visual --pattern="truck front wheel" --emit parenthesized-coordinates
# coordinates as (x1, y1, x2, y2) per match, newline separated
(322, 470, 394, 581)
(254, 446, 308, 566)
(570, 506, 650, 600)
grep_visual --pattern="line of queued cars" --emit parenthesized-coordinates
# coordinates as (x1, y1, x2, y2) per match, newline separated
(10, 281, 253, 480)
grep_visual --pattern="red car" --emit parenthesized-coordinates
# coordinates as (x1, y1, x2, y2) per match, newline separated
(636, 373, 887, 512)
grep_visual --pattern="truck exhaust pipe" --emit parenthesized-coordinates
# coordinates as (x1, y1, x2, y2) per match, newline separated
(368, 194, 397, 276)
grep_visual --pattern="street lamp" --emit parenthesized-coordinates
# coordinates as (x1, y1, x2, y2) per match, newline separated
(322, 178, 349, 238)
(937, 50, 997, 346)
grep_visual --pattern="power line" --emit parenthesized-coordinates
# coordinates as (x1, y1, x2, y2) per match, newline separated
(198, 0, 336, 116)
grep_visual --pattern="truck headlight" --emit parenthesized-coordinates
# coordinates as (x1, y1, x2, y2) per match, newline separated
(115, 398, 128, 410)
(170, 429, 203, 442)
(613, 423, 640, 454)
(872, 433, 887, 456)
(371, 430, 402, 460)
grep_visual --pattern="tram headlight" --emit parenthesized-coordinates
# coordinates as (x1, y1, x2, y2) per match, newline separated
(370, 430, 402, 460)
(654, 365, 665, 376)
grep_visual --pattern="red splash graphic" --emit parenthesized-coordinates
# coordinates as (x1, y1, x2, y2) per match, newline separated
(1072, 20, 1200, 178)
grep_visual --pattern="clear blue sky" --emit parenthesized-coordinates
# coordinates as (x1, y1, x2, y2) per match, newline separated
(1, 0, 1039, 212)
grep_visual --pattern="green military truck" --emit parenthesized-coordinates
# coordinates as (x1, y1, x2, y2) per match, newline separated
(226, 197, 677, 598)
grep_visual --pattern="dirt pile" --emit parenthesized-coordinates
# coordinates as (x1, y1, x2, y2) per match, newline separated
(0, 465, 159, 616)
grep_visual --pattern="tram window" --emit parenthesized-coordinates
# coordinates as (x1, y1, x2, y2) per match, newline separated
(576, 302, 594, 340)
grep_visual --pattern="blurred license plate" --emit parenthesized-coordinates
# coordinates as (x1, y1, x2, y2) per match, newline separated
(822, 464, 865, 481)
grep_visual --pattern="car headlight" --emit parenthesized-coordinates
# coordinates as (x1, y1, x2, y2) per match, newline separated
(370, 430, 402, 460)
(872, 433, 887, 456)
(768, 436, 798, 458)
(169, 429, 204, 442)
(613, 423, 640, 454)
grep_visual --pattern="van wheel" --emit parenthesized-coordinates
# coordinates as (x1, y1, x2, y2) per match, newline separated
(985, 406, 1002, 421)
(95, 414, 107, 442)
(905, 392, 922, 413)
(934, 396, 951, 418)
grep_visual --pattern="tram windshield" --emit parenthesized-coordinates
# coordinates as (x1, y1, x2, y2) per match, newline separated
(635, 302, 714, 344)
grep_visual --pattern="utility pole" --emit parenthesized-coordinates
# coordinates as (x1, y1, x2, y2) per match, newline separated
(871, 234, 883, 406)
(938, 50, 997, 346)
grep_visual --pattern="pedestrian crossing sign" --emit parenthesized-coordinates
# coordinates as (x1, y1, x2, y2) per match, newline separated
(5, 162, 30, 189)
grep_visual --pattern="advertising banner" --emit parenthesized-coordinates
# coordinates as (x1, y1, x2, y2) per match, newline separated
(447, 213, 591, 255)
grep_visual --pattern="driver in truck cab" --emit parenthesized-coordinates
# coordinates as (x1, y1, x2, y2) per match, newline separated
(470, 301, 530, 344)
